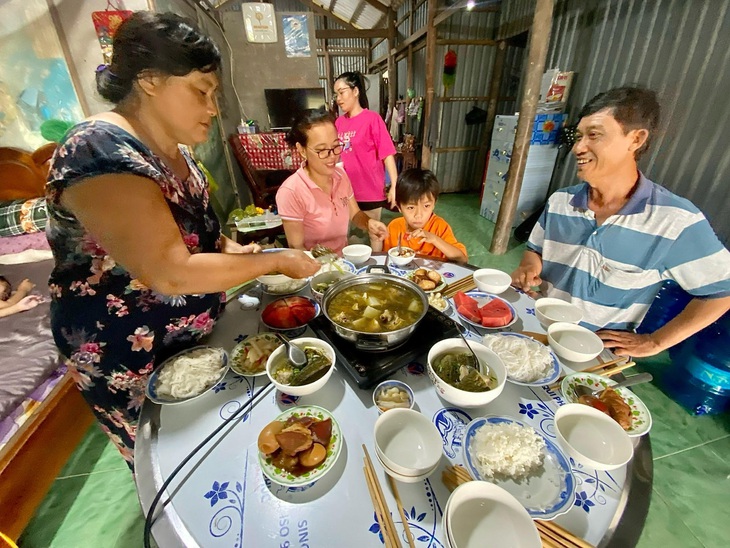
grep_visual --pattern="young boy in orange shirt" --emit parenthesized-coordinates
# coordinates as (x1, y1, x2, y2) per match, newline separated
(375, 168, 468, 264)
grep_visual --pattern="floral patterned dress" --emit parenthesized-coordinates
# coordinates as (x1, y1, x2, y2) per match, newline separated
(46, 120, 224, 469)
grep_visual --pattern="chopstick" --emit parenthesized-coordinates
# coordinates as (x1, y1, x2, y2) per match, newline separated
(442, 274, 476, 298)
(387, 475, 416, 548)
(441, 466, 595, 548)
(363, 445, 402, 548)
(536, 521, 595, 548)
(547, 357, 633, 391)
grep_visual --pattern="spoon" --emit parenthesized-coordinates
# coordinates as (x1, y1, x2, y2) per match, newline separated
(574, 372, 653, 399)
(276, 333, 307, 369)
(397, 232, 403, 256)
(456, 327, 491, 379)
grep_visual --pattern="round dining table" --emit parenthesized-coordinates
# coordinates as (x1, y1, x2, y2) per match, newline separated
(135, 254, 652, 547)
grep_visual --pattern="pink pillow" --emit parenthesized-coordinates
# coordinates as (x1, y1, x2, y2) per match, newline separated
(0, 232, 51, 256)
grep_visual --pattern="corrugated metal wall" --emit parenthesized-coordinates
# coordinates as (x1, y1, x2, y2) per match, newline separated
(544, 0, 730, 244)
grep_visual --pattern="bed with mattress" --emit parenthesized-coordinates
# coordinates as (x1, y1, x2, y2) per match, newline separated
(0, 146, 94, 541)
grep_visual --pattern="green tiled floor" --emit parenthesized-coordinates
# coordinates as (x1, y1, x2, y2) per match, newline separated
(19, 193, 729, 547)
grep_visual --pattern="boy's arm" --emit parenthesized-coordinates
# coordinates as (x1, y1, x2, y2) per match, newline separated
(410, 228, 467, 264)
(0, 295, 42, 317)
(3, 278, 35, 306)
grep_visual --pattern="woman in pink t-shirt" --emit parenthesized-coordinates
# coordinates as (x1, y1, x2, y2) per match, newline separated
(276, 111, 387, 255)
(334, 72, 398, 223)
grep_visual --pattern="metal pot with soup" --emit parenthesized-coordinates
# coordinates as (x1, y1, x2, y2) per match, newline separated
(321, 273, 428, 351)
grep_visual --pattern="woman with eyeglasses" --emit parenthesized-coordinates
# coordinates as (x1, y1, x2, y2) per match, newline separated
(333, 72, 399, 220)
(276, 110, 388, 254)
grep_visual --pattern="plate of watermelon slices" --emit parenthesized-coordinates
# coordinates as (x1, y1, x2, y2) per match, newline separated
(452, 290, 518, 330)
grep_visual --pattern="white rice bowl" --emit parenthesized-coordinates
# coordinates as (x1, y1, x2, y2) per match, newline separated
(471, 422, 546, 480)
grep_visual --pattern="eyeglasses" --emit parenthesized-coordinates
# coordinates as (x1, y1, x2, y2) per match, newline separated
(333, 86, 353, 98)
(308, 144, 343, 159)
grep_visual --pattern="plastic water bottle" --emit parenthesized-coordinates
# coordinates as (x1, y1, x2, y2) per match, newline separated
(637, 280, 692, 335)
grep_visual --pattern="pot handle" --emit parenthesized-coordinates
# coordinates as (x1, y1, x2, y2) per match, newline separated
(366, 264, 391, 275)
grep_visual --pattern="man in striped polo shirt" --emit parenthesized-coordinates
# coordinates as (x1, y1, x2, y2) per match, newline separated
(511, 87, 730, 357)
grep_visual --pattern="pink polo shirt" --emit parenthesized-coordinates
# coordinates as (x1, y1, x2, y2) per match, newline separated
(276, 166, 354, 254)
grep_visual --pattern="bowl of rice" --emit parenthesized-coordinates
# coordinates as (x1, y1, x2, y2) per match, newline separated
(462, 416, 575, 520)
(146, 346, 229, 405)
(481, 332, 562, 386)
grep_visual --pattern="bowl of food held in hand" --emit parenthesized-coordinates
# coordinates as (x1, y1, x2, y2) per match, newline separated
(309, 270, 353, 304)
(554, 403, 634, 471)
(472, 268, 512, 295)
(146, 346, 229, 405)
(547, 322, 604, 363)
(372, 380, 415, 413)
(388, 245, 416, 266)
(257, 405, 342, 487)
(462, 416, 575, 520)
(341, 244, 372, 265)
(453, 291, 517, 329)
(261, 296, 319, 333)
(373, 408, 442, 477)
(407, 268, 446, 293)
(561, 372, 652, 437)
(321, 273, 428, 351)
(444, 482, 541, 548)
(535, 297, 583, 327)
(266, 337, 335, 396)
(230, 333, 282, 377)
(427, 338, 507, 408)
(481, 333, 561, 386)
(256, 249, 310, 295)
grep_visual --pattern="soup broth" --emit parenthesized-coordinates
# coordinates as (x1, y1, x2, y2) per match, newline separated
(327, 281, 424, 333)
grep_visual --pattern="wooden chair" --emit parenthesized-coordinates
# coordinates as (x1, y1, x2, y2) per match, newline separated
(228, 133, 296, 210)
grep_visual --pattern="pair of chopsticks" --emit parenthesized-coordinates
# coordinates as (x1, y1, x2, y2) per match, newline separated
(547, 357, 636, 391)
(442, 274, 476, 298)
(362, 445, 415, 548)
(441, 465, 595, 548)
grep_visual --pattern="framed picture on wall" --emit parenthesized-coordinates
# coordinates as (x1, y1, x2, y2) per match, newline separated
(242, 3, 278, 44)
(282, 14, 310, 58)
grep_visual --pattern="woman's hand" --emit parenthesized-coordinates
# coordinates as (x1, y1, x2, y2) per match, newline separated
(274, 250, 321, 279)
(367, 218, 388, 241)
(220, 235, 261, 255)
(239, 243, 262, 254)
(17, 295, 44, 311)
(387, 186, 397, 209)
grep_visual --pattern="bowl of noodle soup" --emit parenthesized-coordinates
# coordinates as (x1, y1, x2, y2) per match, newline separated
(480, 333, 561, 386)
(146, 346, 229, 405)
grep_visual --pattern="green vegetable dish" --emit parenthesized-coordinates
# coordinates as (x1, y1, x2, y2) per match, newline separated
(272, 346, 332, 386)
(433, 351, 497, 392)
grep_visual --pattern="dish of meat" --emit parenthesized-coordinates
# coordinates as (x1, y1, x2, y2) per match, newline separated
(257, 405, 342, 486)
(406, 268, 446, 293)
(560, 372, 652, 437)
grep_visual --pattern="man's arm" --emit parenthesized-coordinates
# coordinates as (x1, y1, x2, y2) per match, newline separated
(599, 295, 730, 357)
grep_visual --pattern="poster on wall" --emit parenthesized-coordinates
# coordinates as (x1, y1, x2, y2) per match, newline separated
(92, 3, 133, 64)
(282, 15, 310, 58)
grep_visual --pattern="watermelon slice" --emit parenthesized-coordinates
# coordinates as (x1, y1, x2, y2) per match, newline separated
(454, 291, 478, 309)
(479, 299, 513, 327)
(457, 304, 481, 324)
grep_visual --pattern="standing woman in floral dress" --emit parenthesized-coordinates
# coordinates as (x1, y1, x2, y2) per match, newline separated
(45, 12, 319, 469)
(333, 72, 399, 241)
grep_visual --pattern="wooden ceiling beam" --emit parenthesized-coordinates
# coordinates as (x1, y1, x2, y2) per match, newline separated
(316, 28, 389, 39)
(362, 0, 388, 13)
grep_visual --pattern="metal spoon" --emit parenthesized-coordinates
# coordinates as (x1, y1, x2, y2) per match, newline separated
(276, 333, 307, 369)
(456, 328, 492, 379)
(574, 372, 653, 399)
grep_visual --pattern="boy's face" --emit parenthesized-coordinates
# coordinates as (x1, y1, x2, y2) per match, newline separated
(400, 194, 436, 231)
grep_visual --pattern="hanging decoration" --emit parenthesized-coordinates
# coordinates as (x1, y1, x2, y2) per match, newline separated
(443, 49, 458, 90)
(91, 1, 133, 64)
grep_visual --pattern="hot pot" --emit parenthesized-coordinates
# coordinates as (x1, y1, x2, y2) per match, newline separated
(321, 272, 429, 351)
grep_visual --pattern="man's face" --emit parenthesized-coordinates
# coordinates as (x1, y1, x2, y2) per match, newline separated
(573, 108, 647, 185)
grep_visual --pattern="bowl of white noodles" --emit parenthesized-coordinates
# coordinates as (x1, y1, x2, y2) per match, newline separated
(480, 333, 561, 386)
(146, 346, 229, 405)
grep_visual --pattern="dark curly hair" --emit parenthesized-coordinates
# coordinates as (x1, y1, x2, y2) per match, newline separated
(96, 11, 221, 104)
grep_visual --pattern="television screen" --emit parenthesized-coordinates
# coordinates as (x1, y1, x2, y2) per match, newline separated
(265, 88, 327, 130)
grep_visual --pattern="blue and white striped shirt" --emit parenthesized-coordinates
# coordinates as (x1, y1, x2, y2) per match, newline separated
(528, 173, 730, 331)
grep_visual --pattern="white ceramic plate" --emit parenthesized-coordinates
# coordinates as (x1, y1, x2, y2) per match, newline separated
(481, 332, 562, 387)
(405, 269, 447, 294)
(560, 372, 653, 437)
(230, 333, 282, 377)
(146, 346, 229, 405)
(462, 416, 575, 520)
(258, 405, 343, 487)
(452, 291, 518, 330)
